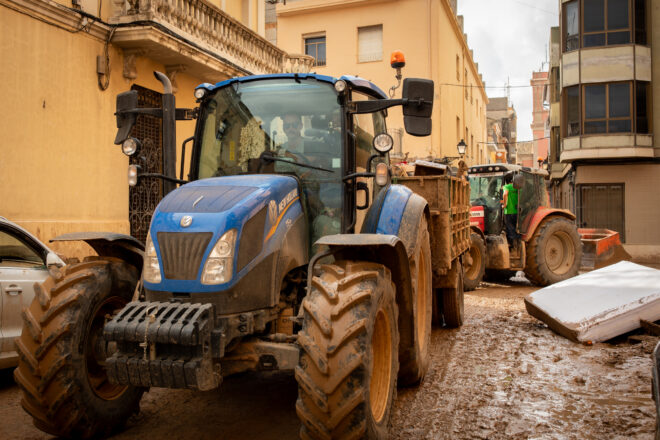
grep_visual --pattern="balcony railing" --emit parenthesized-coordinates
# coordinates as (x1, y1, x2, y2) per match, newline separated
(110, 0, 314, 78)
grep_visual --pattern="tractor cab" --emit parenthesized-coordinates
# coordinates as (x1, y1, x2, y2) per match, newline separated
(468, 164, 549, 237)
(190, 74, 387, 246)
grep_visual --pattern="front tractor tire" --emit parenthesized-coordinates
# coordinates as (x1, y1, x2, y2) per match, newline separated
(463, 233, 486, 291)
(524, 217, 582, 286)
(14, 257, 144, 439)
(296, 261, 399, 440)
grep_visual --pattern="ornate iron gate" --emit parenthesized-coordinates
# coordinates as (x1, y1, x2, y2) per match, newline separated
(129, 85, 163, 243)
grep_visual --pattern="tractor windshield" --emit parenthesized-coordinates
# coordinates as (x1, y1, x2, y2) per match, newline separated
(196, 77, 343, 239)
(197, 78, 341, 179)
(469, 173, 504, 235)
(470, 174, 504, 203)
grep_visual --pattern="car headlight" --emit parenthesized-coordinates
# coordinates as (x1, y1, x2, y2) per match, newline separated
(143, 232, 162, 283)
(201, 229, 237, 285)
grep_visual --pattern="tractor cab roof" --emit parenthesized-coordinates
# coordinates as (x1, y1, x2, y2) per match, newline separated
(196, 73, 388, 99)
(469, 163, 548, 177)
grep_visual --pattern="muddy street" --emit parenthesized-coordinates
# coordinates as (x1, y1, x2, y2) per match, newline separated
(0, 281, 655, 439)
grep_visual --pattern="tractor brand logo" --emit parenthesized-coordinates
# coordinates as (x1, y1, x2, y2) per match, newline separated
(180, 215, 193, 228)
(268, 200, 278, 225)
(279, 189, 298, 214)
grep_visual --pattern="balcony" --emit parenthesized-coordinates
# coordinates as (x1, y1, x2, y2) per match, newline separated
(560, 134, 655, 162)
(109, 0, 314, 85)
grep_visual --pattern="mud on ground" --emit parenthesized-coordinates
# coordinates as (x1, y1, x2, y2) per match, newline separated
(391, 282, 656, 440)
(0, 282, 655, 439)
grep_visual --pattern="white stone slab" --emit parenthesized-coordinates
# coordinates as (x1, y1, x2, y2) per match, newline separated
(524, 261, 660, 343)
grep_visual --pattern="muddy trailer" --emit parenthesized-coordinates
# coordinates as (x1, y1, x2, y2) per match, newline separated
(397, 173, 471, 326)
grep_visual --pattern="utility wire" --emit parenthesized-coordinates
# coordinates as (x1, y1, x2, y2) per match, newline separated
(508, 0, 558, 16)
(438, 82, 554, 89)
(479, 136, 550, 145)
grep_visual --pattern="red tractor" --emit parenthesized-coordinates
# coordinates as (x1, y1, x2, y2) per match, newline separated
(464, 164, 582, 289)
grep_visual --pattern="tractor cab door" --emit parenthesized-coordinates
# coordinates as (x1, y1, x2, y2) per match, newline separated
(516, 172, 548, 235)
(350, 91, 388, 233)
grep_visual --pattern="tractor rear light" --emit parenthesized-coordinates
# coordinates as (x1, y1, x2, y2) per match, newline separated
(201, 229, 237, 285)
(128, 165, 140, 187)
(375, 162, 389, 186)
(143, 232, 162, 283)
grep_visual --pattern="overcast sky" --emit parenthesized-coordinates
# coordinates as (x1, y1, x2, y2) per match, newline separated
(457, 0, 559, 141)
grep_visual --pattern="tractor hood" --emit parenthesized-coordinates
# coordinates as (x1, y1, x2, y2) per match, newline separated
(145, 175, 303, 293)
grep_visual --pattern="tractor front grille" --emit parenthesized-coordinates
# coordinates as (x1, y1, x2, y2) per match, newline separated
(157, 232, 213, 280)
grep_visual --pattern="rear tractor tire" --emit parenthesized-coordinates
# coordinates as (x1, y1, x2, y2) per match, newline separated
(463, 233, 486, 291)
(398, 216, 433, 386)
(14, 257, 144, 439)
(524, 217, 582, 286)
(296, 261, 399, 440)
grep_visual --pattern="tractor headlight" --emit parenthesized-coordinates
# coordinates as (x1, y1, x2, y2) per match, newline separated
(373, 133, 394, 154)
(194, 88, 206, 100)
(143, 232, 162, 283)
(122, 137, 141, 156)
(201, 229, 237, 285)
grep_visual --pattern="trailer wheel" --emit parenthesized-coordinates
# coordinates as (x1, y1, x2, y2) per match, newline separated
(398, 216, 432, 386)
(524, 217, 582, 286)
(441, 259, 464, 328)
(296, 261, 399, 440)
(14, 257, 144, 439)
(464, 233, 486, 291)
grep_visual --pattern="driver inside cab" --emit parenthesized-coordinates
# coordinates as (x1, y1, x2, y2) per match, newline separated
(279, 114, 305, 156)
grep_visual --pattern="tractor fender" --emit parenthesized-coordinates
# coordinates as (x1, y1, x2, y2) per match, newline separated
(50, 232, 144, 272)
(470, 225, 486, 242)
(313, 234, 416, 372)
(361, 184, 429, 257)
(522, 208, 576, 242)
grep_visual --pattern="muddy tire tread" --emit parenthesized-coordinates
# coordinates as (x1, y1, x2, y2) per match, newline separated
(524, 217, 582, 286)
(398, 216, 433, 386)
(442, 260, 464, 328)
(296, 261, 399, 440)
(464, 233, 486, 291)
(14, 257, 143, 439)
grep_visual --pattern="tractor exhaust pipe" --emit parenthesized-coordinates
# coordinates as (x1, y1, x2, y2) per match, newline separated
(154, 71, 177, 195)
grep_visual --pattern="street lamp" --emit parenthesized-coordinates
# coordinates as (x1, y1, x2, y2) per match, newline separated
(433, 139, 468, 165)
(457, 139, 467, 156)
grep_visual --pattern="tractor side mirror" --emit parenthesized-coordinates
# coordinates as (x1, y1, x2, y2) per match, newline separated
(402, 78, 433, 137)
(114, 90, 139, 145)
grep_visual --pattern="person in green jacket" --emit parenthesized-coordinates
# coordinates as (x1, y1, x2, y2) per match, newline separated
(502, 174, 521, 250)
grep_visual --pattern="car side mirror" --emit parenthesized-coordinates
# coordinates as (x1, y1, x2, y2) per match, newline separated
(402, 78, 433, 137)
(114, 90, 139, 145)
(46, 251, 65, 268)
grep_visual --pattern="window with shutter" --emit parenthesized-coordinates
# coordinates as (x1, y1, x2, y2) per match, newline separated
(358, 25, 383, 63)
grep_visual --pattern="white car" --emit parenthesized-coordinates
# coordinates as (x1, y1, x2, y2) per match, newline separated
(0, 217, 65, 369)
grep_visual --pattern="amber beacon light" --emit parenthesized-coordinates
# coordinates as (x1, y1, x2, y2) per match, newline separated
(390, 50, 406, 69)
(389, 51, 406, 97)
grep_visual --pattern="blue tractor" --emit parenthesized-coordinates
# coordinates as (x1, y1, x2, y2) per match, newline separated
(16, 66, 468, 439)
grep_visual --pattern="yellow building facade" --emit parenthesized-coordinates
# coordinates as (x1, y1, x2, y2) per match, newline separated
(0, 0, 309, 256)
(276, 0, 488, 164)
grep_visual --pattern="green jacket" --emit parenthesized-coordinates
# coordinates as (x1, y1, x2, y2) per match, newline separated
(503, 183, 518, 215)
